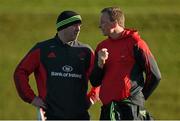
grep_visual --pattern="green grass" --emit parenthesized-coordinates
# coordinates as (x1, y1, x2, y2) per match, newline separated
(0, 0, 180, 119)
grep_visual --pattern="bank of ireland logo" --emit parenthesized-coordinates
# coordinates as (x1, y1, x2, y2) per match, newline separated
(62, 65, 73, 72)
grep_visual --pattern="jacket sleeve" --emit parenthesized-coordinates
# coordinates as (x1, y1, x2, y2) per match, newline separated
(134, 40, 161, 100)
(89, 46, 104, 87)
(14, 46, 40, 103)
(85, 48, 95, 78)
(85, 47, 101, 105)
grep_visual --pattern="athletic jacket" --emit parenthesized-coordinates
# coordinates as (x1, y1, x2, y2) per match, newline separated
(90, 29, 161, 106)
(14, 34, 98, 118)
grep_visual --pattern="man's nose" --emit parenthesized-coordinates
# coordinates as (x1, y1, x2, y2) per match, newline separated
(74, 24, 81, 31)
(76, 26, 80, 31)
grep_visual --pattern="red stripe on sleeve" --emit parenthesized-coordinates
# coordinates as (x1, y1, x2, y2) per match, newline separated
(14, 48, 40, 103)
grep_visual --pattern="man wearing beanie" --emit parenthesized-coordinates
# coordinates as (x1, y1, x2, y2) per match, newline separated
(14, 10, 100, 120)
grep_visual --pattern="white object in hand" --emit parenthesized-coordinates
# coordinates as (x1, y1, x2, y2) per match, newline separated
(90, 97, 94, 105)
(39, 108, 46, 121)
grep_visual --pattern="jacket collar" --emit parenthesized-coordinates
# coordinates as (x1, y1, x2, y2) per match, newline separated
(54, 34, 78, 47)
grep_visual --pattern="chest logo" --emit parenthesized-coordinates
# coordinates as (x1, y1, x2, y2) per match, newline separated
(48, 52, 56, 58)
(62, 65, 73, 72)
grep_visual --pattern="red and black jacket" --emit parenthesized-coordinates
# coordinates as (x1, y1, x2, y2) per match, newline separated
(14, 34, 96, 118)
(90, 29, 161, 106)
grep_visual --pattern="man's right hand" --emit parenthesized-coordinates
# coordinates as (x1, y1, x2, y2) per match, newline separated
(98, 48, 109, 68)
(31, 96, 46, 109)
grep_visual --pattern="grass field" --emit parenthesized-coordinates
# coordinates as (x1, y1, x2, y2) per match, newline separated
(0, 0, 180, 119)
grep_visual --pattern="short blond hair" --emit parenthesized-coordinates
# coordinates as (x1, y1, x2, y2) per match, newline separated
(101, 7, 125, 27)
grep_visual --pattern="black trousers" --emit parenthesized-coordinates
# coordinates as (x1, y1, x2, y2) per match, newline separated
(100, 101, 153, 120)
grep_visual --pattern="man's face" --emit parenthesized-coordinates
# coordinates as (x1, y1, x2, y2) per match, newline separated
(63, 23, 81, 42)
(99, 12, 114, 36)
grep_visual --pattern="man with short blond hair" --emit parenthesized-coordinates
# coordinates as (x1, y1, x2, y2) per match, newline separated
(90, 7, 161, 120)
(101, 7, 125, 27)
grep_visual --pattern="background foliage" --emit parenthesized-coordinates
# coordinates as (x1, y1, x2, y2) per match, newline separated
(0, 0, 180, 119)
